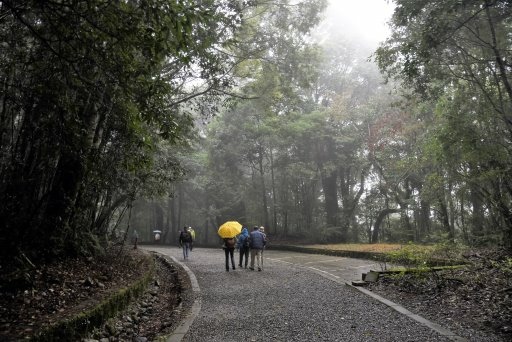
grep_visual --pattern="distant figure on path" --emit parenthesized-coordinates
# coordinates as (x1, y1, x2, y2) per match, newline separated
(132, 229, 139, 249)
(179, 227, 193, 260)
(223, 236, 237, 271)
(187, 226, 196, 250)
(249, 226, 265, 271)
(259, 226, 267, 267)
(237, 227, 250, 268)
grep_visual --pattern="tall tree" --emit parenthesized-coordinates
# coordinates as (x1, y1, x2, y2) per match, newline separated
(375, 0, 512, 248)
(0, 0, 247, 269)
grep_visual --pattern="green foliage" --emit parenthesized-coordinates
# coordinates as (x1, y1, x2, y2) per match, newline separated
(373, 0, 512, 249)
(387, 243, 432, 268)
(387, 242, 466, 268)
(0, 0, 251, 267)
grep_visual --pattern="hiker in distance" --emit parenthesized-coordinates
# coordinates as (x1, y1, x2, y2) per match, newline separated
(259, 226, 267, 268)
(187, 226, 196, 250)
(249, 226, 266, 271)
(237, 227, 250, 269)
(223, 235, 237, 271)
(179, 227, 193, 260)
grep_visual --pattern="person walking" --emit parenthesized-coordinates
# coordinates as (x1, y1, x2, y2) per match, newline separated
(132, 229, 139, 249)
(187, 226, 196, 250)
(249, 226, 265, 271)
(179, 227, 193, 260)
(259, 226, 267, 268)
(236, 227, 250, 268)
(223, 236, 237, 271)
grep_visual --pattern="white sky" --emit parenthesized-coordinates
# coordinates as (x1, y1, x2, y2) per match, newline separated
(320, 0, 395, 49)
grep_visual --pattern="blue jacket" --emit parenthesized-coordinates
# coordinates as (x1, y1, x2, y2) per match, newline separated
(237, 227, 249, 249)
(249, 229, 266, 249)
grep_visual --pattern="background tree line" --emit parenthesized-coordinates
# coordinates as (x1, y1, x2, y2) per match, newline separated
(1, 0, 511, 277)
(140, 0, 512, 250)
(0, 0, 327, 274)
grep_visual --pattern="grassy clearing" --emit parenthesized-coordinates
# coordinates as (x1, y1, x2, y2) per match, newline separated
(277, 242, 463, 266)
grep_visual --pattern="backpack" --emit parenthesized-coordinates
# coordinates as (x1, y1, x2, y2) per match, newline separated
(181, 231, 191, 243)
(225, 237, 236, 248)
(242, 236, 250, 249)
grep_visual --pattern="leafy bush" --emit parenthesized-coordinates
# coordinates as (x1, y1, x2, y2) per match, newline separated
(387, 242, 466, 268)
(387, 243, 433, 268)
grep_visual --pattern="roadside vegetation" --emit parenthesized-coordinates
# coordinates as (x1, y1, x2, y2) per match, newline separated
(369, 246, 512, 339)
(289, 242, 511, 339)
(1, 1, 511, 339)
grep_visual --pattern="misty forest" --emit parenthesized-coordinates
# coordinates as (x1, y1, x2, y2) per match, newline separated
(1, 0, 512, 274)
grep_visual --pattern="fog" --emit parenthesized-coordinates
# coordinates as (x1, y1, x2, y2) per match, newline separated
(318, 0, 395, 51)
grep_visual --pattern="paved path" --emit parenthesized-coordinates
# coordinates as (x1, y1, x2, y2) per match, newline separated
(264, 250, 386, 283)
(145, 247, 467, 342)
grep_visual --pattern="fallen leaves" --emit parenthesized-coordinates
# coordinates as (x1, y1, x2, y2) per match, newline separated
(0, 248, 148, 341)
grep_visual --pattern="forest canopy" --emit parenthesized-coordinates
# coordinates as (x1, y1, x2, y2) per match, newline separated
(0, 0, 327, 271)
(147, 0, 512, 251)
(1, 0, 511, 274)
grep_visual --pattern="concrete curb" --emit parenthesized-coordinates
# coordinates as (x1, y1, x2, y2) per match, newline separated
(154, 254, 201, 342)
(351, 286, 468, 342)
(301, 264, 468, 342)
(155, 249, 468, 342)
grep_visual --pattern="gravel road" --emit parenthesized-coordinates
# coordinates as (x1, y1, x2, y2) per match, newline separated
(147, 247, 457, 342)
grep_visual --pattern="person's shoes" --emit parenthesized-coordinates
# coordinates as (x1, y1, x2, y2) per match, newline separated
(238, 264, 242, 267)
(226, 268, 229, 272)
(232, 267, 236, 270)
(258, 268, 262, 271)
(249, 267, 254, 271)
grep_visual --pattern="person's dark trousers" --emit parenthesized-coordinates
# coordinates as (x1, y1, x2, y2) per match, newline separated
(225, 248, 235, 271)
(239, 247, 249, 268)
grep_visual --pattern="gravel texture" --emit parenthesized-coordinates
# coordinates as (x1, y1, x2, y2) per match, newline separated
(155, 247, 453, 342)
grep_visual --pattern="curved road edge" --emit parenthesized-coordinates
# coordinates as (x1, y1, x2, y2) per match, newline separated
(155, 254, 202, 342)
(272, 256, 469, 342)
(154, 248, 468, 342)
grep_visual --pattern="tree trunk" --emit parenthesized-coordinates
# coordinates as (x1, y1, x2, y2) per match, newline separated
(371, 208, 401, 243)
(270, 148, 277, 234)
(257, 144, 269, 230)
(339, 166, 367, 242)
(438, 194, 453, 241)
(470, 184, 484, 241)
(321, 168, 338, 228)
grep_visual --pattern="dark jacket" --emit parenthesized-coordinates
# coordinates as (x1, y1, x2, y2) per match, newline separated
(180, 231, 192, 244)
(249, 230, 265, 249)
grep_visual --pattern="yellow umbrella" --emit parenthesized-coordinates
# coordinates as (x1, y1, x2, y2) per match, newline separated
(218, 221, 242, 238)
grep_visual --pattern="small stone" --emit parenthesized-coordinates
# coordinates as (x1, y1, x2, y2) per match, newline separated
(105, 323, 116, 335)
(364, 271, 379, 282)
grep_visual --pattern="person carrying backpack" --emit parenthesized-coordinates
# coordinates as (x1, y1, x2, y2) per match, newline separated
(249, 226, 266, 271)
(179, 227, 193, 260)
(223, 236, 237, 271)
(236, 227, 250, 268)
(187, 226, 196, 250)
